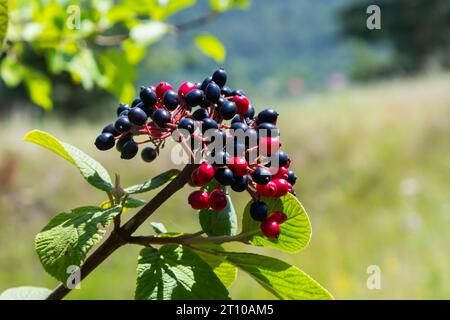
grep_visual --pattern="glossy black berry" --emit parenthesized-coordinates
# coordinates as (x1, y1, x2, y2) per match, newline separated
(201, 117, 218, 134)
(257, 108, 279, 124)
(230, 122, 249, 132)
(120, 140, 138, 160)
(117, 103, 129, 117)
(277, 151, 290, 167)
(116, 135, 132, 152)
(95, 133, 115, 151)
(141, 146, 157, 162)
(119, 109, 130, 117)
(140, 86, 157, 107)
(214, 168, 233, 186)
(231, 115, 242, 124)
(131, 98, 142, 108)
(287, 170, 297, 185)
(212, 68, 227, 88)
(231, 89, 246, 96)
(192, 108, 209, 121)
(185, 89, 205, 107)
(152, 109, 172, 128)
(221, 86, 232, 97)
(251, 167, 272, 185)
(178, 117, 195, 134)
(205, 82, 221, 102)
(245, 104, 255, 119)
(257, 122, 279, 137)
(128, 107, 148, 125)
(115, 116, 132, 133)
(102, 123, 119, 137)
(135, 101, 153, 117)
(231, 175, 249, 192)
(200, 76, 212, 91)
(163, 90, 179, 111)
(209, 150, 229, 165)
(250, 201, 268, 221)
(219, 101, 237, 120)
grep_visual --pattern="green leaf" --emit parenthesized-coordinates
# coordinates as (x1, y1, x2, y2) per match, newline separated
(124, 169, 180, 194)
(194, 244, 237, 288)
(0, 286, 51, 300)
(0, 56, 26, 87)
(35, 206, 121, 283)
(220, 251, 333, 300)
(135, 245, 230, 300)
(23, 130, 113, 192)
(195, 33, 226, 63)
(129, 21, 168, 46)
(124, 197, 146, 208)
(209, 0, 250, 12)
(0, 0, 7, 51)
(242, 193, 311, 253)
(150, 222, 167, 234)
(199, 194, 237, 236)
(23, 70, 53, 110)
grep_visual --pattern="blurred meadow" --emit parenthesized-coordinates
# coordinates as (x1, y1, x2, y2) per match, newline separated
(1, 0, 450, 300)
(1, 73, 449, 299)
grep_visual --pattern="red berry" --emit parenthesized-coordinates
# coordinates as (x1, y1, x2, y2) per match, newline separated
(197, 162, 215, 183)
(260, 218, 280, 238)
(258, 137, 280, 155)
(209, 189, 227, 211)
(272, 178, 289, 197)
(256, 180, 278, 197)
(178, 81, 196, 97)
(188, 190, 209, 210)
(191, 170, 205, 187)
(273, 167, 288, 180)
(232, 95, 250, 115)
(287, 183, 293, 194)
(268, 212, 288, 224)
(155, 82, 173, 99)
(228, 157, 248, 176)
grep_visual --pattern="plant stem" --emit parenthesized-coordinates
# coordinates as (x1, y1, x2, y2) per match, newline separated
(46, 164, 197, 300)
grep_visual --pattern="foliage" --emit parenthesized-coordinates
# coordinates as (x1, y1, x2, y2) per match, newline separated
(0, 0, 249, 110)
(0, 129, 333, 300)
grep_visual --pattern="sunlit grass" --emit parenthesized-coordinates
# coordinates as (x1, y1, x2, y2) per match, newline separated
(0, 73, 449, 299)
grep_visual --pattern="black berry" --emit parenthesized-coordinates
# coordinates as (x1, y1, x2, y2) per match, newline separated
(277, 151, 290, 167)
(219, 101, 237, 120)
(152, 109, 172, 128)
(116, 135, 132, 152)
(257, 108, 279, 124)
(178, 117, 195, 134)
(214, 168, 234, 185)
(117, 103, 129, 117)
(102, 123, 119, 136)
(287, 170, 297, 185)
(245, 105, 255, 119)
(231, 89, 246, 96)
(201, 117, 218, 134)
(115, 116, 132, 133)
(140, 86, 157, 107)
(251, 167, 272, 185)
(192, 108, 209, 121)
(163, 90, 179, 111)
(231, 115, 242, 124)
(200, 76, 212, 91)
(95, 133, 115, 151)
(128, 107, 148, 126)
(141, 146, 157, 162)
(231, 175, 249, 192)
(231, 122, 249, 132)
(205, 82, 221, 102)
(212, 68, 227, 88)
(257, 122, 279, 137)
(250, 201, 268, 221)
(185, 89, 205, 107)
(221, 86, 232, 97)
(120, 140, 138, 159)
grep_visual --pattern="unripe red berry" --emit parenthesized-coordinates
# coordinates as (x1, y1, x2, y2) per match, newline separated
(191, 170, 206, 187)
(272, 178, 289, 197)
(273, 167, 289, 180)
(197, 162, 215, 183)
(228, 157, 248, 176)
(188, 190, 209, 210)
(268, 212, 288, 224)
(178, 81, 196, 97)
(155, 82, 173, 99)
(209, 189, 227, 211)
(256, 180, 278, 197)
(232, 95, 250, 115)
(258, 137, 280, 155)
(260, 218, 280, 238)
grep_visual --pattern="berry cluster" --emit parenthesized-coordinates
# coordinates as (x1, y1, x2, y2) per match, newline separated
(95, 68, 298, 239)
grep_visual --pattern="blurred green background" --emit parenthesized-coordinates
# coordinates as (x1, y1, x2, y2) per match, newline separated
(1, 0, 449, 299)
